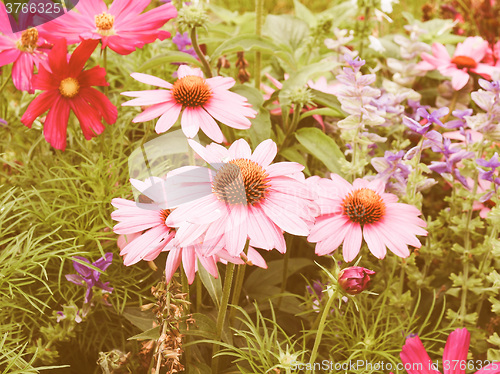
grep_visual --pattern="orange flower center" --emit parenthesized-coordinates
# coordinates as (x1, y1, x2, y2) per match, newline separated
(18, 28, 38, 52)
(95, 12, 115, 35)
(171, 75, 212, 107)
(342, 188, 386, 225)
(212, 159, 269, 205)
(59, 77, 80, 98)
(451, 55, 477, 70)
(159, 209, 172, 226)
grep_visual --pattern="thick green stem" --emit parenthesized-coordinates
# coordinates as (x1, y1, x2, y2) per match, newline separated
(229, 239, 250, 322)
(282, 103, 302, 149)
(196, 274, 202, 313)
(190, 27, 212, 78)
(254, 0, 263, 89)
(306, 289, 337, 374)
(211, 261, 236, 373)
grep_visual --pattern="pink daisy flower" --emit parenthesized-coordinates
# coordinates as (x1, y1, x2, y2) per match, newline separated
(418, 37, 500, 90)
(0, 3, 51, 93)
(21, 39, 117, 150)
(153, 138, 317, 257)
(307, 174, 427, 262)
(121, 65, 257, 143)
(39, 0, 177, 55)
(399, 328, 500, 374)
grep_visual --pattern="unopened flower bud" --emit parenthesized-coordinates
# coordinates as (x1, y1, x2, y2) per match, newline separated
(282, 86, 314, 107)
(176, 5, 208, 31)
(338, 266, 375, 295)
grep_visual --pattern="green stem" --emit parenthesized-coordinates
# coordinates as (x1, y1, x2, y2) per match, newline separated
(211, 261, 236, 373)
(277, 235, 293, 308)
(254, 0, 263, 89)
(443, 91, 460, 123)
(229, 239, 250, 322)
(190, 27, 212, 78)
(306, 289, 336, 374)
(282, 103, 302, 149)
(103, 47, 108, 97)
(358, 5, 371, 58)
(196, 274, 202, 313)
(459, 143, 484, 324)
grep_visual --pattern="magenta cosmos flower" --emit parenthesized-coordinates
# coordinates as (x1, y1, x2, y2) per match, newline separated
(418, 37, 499, 90)
(0, 3, 51, 93)
(307, 174, 427, 262)
(399, 328, 500, 374)
(21, 39, 117, 150)
(39, 0, 177, 55)
(154, 139, 316, 257)
(121, 65, 257, 143)
(111, 177, 266, 283)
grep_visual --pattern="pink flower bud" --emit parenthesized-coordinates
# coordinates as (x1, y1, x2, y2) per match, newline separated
(338, 266, 375, 295)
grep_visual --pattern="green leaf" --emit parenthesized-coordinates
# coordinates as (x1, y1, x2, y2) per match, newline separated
(181, 313, 217, 339)
(210, 34, 279, 60)
(293, 0, 316, 26)
(279, 61, 340, 106)
(279, 146, 310, 176)
(138, 51, 202, 72)
(264, 14, 309, 51)
(299, 107, 343, 121)
(128, 326, 161, 341)
(321, 2, 357, 28)
(231, 84, 272, 146)
(122, 307, 156, 332)
(198, 261, 222, 308)
(295, 127, 344, 174)
(309, 88, 343, 112)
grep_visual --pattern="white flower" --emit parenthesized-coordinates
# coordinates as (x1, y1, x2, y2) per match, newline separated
(368, 35, 386, 52)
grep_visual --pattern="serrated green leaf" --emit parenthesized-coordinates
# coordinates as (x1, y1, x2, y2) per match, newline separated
(128, 326, 161, 341)
(138, 51, 202, 72)
(295, 127, 344, 174)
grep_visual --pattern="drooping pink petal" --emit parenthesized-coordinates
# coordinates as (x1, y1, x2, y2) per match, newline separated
(341, 222, 363, 262)
(180, 107, 201, 138)
(400, 336, 440, 374)
(443, 328, 470, 374)
(155, 103, 182, 133)
(43, 97, 70, 150)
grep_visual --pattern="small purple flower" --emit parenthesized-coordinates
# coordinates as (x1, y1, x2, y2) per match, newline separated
(66, 253, 113, 304)
(416, 107, 449, 127)
(444, 109, 473, 129)
(477, 153, 500, 169)
(344, 54, 365, 69)
(403, 116, 431, 135)
(172, 31, 198, 59)
(306, 280, 325, 301)
(478, 79, 500, 93)
(0, 118, 7, 128)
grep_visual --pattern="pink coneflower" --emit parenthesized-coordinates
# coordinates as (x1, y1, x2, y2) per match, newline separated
(21, 39, 117, 150)
(399, 328, 500, 374)
(418, 37, 500, 90)
(156, 139, 316, 257)
(112, 177, 266, 283)
(111, 177, 177, 266)
(38, 0, 177, 55)
(308, 174, 427, 262)
(122, 65, 257, 143)
(0, 3, 50, 93)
